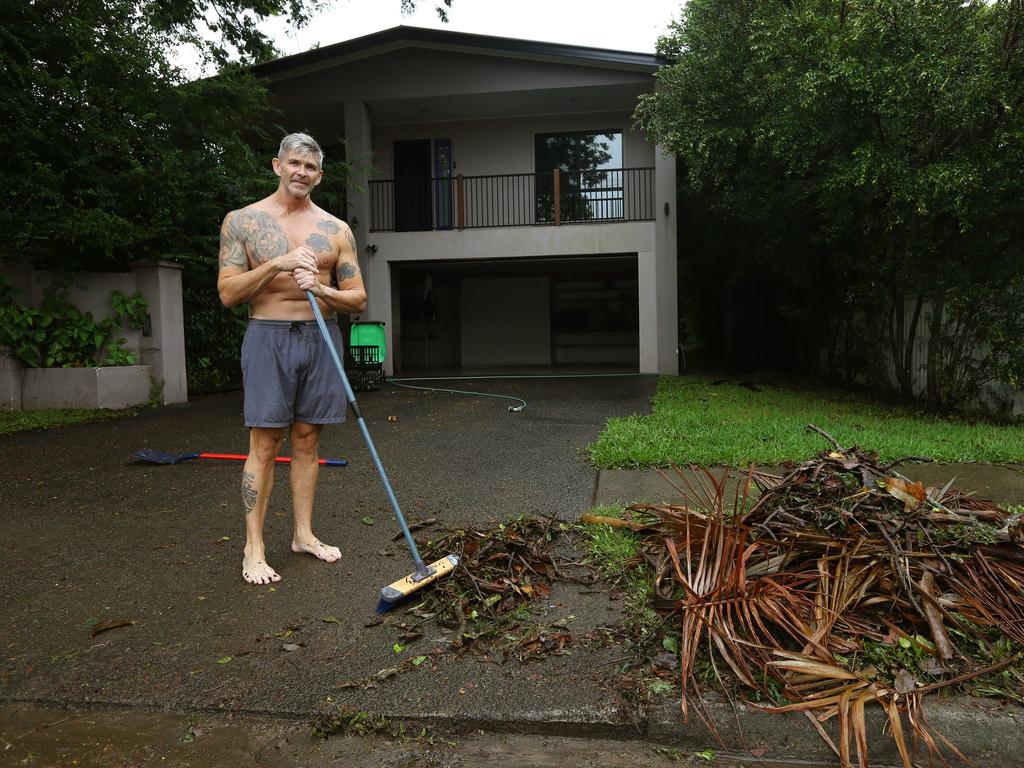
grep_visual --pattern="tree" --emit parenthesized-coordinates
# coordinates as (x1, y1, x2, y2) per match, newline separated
(534, 132, 616, 222)
(637, 0, 1024, 411)
(402, 0, 454, 22)
(1, 0, 452, 390)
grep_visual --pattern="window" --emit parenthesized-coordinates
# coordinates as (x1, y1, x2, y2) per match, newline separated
(534, 130, 623, 223)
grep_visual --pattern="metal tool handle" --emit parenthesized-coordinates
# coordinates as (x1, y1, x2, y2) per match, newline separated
(305, 291, 430, 578)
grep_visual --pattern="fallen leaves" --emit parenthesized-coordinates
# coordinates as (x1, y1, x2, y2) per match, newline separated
(614, 427, 1023, 768)
(416, 514, 585, 657)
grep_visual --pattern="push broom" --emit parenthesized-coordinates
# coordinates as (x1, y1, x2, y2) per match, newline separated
(306, 291, 457, 612)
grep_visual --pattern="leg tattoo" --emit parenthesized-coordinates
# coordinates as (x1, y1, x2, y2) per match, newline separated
(242, 470, 258, 517)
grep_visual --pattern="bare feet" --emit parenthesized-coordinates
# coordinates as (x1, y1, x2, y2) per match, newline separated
(242, 555, 281, 585)
(291, 537, 341, 563)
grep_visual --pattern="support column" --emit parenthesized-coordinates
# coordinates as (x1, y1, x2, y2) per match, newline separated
(366, 257, 393, 376)
(344, 99, 394, 374)
(0, 348, 22, 411)
(654, 146, 679, 375)
(343, 100, 373, 310)
(130, 260, 187, 404)
(637, 251, 658, 373)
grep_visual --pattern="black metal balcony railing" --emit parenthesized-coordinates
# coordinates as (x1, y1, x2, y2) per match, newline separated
(369, 167, 655, 233)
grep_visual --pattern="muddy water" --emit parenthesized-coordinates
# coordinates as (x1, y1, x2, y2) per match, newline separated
(1, 703, 770, 767)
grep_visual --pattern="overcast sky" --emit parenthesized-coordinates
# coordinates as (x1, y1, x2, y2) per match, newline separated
(261, 0, 684, 58)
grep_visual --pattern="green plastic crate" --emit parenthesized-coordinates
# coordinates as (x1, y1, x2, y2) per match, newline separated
(347, 345, 383, 391)
(349, 321, 386, 358)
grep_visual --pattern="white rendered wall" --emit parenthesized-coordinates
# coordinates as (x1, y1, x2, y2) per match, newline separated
(366, 222, 655, 375)
(372, 113, 654, 179)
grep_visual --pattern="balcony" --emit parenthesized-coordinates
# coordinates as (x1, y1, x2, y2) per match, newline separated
(369, 167, 655, 233)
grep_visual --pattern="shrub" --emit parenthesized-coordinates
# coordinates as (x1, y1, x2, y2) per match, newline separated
(0, 276, 148, 368)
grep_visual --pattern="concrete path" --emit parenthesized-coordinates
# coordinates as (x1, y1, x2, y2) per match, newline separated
(2, 376, 1022, 767)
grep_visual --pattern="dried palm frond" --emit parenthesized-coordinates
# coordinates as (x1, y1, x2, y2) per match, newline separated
(620, 426, 1024, 767)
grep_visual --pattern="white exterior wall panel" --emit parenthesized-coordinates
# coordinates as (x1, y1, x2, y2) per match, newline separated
(371, 113, 652, 180)
(263, 28, 677, 375)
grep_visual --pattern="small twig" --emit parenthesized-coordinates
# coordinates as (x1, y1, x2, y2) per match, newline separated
(876, 520, 927, 620)
(597, 654, 634, 668)
(882, 456, 936, 470)
(391, 517, 438, 541)
(805, 423, 843, 451)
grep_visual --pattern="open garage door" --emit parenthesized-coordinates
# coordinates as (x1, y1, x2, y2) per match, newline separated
(392, 255, 638, 375)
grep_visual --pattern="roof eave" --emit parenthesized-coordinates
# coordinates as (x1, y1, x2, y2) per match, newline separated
(254, 25, 665, 81)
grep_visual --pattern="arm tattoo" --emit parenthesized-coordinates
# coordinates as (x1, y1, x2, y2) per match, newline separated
(317, 219, 341, 234)
(228, 210, 288, 265)
(337, 261, 358, 282)
(219, 213, 247, 269)
(305, 232, 331, 253)
(241, 471, 258, 517)
(344, 228, 357, 254)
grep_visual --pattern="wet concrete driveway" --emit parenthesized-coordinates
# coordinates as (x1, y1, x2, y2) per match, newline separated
(1, 377, 656, 724)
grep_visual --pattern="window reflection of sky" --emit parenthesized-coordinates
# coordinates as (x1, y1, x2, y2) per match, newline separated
(598, 134, 622, 169)
(584, 133, 624, 219)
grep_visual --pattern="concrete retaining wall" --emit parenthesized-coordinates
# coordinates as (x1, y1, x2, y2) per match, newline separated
(0, 261, 187, 410)
(21, 366, 153, 410)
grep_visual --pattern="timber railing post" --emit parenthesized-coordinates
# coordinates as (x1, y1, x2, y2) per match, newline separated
(553, 167, 561, 226)
(457, 174, 465, 231)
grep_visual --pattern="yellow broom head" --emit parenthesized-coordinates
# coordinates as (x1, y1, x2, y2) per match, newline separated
(379, 554, 459, 605)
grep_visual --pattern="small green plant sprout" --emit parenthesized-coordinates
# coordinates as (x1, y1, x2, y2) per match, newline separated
(309, 706, 391, 739)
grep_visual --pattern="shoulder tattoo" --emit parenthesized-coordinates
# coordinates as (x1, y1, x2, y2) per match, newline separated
(226, 209, 288, 265)
(317, 219, 341, 234)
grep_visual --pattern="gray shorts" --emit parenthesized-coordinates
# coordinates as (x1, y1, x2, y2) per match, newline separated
(241, 319, 347, 428)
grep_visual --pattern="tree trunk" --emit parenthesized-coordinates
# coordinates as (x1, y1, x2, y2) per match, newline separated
(891, 292, 924, 402)
(925, 292, 946, 410)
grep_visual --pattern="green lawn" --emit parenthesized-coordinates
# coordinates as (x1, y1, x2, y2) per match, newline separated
(0, 407, 134, 436)
(590, 376, 1024, 468)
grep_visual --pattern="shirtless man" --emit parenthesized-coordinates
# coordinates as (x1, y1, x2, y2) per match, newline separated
(217, 132, 367, 585)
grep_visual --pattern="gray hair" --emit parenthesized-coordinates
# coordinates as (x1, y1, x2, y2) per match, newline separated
(278, 132, 324, 167)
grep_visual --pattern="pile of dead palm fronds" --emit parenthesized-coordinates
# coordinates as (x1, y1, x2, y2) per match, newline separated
(625, 425, 1024, 768)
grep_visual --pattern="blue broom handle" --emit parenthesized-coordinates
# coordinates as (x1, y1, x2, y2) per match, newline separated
(306, 291, 427, 574)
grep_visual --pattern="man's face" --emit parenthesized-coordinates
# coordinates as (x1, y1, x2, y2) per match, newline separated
(273, 151, 323, 198)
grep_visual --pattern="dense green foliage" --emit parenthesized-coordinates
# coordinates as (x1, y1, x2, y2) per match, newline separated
(637, 0, 1024, 411)
(0, 277, 149, 367)
(0, 0, 383, 390)
(590, 376, 1024, 468)
(0, 0, 290, 273)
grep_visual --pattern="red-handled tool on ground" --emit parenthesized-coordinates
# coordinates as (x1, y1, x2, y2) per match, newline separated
(130, 449, 347, 466)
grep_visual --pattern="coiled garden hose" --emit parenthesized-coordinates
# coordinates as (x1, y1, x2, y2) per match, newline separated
(389, 378, 528, 412)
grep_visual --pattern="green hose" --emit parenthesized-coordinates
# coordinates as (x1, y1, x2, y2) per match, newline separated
(389, 379, 528, 412)
(387, 372, 643, 413)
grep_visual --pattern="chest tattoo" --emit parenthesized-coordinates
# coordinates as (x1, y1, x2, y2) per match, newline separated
(231, 210, 288, 264)
(317, 219, 341, 234)
(305, 232, 331, 253)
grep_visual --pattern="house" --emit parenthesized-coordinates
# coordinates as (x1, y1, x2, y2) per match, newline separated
(255, 26, 678, 377)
